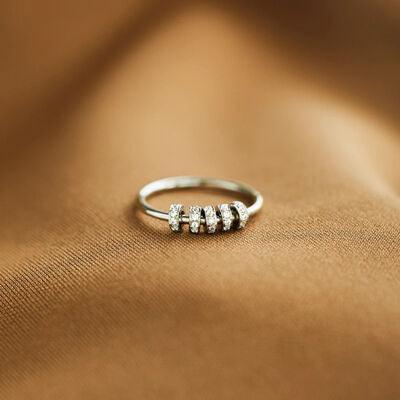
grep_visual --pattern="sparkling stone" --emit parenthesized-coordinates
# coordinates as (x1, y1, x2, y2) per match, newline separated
(203, 205, 218, 233)
(218, 203, 234, 231)
(189, 205, 202, 234)
(230, 201, 249, 229)
(168, 203, 184, 232)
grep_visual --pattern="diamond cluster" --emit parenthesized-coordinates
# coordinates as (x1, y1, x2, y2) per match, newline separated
(168, 201, 249, 233)
(189, 205, 202, 234)
(168, 203, 184, 232)
(231, 201, 249, 229)
(218, 203, 234, 231)
(203, 205, 218, 233)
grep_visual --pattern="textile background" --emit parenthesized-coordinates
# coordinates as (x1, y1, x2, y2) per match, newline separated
(1, 1, 400, 399)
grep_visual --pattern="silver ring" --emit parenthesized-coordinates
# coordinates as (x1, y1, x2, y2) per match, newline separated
(137, 176, 263, 233)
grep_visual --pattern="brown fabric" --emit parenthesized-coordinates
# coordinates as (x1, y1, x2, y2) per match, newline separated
(1, 1, 400, 399)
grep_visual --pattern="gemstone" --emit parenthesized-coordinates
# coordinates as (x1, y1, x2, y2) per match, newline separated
(168, 203, 184, 232)
(203, 205, 218, 233)
(189, 205, 202, 234)
(230, 201, 249, 229)
(218, 203, 234, 231)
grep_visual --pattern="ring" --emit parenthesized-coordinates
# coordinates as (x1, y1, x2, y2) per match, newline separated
(137, 176, 263, 234)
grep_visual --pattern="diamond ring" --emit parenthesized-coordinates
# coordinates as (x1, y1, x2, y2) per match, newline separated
(137, 176, 263, 234)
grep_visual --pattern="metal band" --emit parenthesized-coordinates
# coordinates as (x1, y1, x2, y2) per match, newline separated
(137, 176, 263, 226)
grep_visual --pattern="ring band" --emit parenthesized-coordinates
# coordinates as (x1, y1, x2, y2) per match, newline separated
(137, 176, 263, 233)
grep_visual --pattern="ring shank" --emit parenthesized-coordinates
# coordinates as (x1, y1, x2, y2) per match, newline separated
(138, 176, 263, 223)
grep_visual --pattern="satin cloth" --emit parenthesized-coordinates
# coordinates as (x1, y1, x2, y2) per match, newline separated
(1, 1, 400, 399)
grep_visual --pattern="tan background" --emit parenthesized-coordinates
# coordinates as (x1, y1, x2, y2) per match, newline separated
(1, 1, 400, 399)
